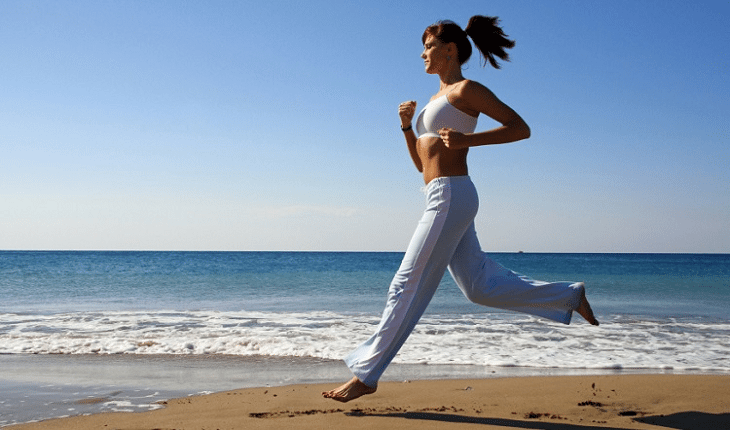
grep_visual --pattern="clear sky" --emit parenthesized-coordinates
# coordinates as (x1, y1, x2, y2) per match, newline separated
(2, 0, 728, 252)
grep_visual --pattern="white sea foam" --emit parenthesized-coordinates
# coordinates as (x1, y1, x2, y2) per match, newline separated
(1, 311, 728, 373)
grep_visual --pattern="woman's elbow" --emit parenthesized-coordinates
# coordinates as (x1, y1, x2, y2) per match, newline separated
(511, 119, 530, 142)
(521, 123, 531, 140)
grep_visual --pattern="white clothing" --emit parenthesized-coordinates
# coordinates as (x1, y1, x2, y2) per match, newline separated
(344, 176, 583, 388)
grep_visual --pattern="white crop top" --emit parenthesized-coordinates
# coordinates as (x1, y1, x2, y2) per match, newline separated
(415, 94, 478, 138)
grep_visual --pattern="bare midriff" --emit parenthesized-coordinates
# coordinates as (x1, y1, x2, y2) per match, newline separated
(417, 136, 469, 184)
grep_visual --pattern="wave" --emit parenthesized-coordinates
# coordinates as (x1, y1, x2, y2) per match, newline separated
(2, 310, 728, 373)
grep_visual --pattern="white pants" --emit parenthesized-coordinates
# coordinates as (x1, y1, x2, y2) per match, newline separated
(344, 176, 583, 388)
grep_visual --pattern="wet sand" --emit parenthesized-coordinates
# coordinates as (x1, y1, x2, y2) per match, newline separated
(8, 374, 729, 429)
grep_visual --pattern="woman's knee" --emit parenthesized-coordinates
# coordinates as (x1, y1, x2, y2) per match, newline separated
(459, 281, 489, 304)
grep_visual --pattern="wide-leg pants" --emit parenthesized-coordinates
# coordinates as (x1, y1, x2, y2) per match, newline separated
(344, 176, 584, 388)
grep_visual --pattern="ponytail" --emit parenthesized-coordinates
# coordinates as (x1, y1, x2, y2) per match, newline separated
(465, 15, 515, 69)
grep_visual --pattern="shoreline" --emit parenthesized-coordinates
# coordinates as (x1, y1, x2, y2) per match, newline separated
(0, 353, 650, 426)
(3, 353, 727, 427)
(6, 374, 729, 429)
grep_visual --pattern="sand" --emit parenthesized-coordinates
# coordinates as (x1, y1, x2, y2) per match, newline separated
(7, 374, 729, 429)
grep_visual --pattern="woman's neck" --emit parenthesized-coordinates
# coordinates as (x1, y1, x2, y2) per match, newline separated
(438, 65, 465, 91)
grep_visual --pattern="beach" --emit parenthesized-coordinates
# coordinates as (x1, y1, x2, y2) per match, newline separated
(7, 374, 729, 429)
(2, 251, 728, 427)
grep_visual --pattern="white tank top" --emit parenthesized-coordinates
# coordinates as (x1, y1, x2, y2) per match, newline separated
(415, 93, 478, 138)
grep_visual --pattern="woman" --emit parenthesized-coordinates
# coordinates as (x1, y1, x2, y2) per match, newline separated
(323, 16, 598, 403)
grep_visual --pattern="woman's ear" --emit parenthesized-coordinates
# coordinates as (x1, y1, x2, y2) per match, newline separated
(447, 42, 458, 59)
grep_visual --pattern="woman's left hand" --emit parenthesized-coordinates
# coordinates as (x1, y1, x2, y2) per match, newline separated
(438, 128, 470, 149)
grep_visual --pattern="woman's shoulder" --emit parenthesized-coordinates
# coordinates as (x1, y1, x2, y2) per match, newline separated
(458, 79, 490, 94)
(455, 79, 499, 106)
(450, 79, 496, 110)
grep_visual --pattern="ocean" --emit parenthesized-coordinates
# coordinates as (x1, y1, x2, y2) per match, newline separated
(1, 251, 728, 426)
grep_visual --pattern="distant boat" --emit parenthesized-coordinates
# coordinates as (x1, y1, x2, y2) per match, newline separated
(518, 250, 524, 253)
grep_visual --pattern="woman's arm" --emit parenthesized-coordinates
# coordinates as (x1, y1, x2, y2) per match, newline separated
(403, 129, 422, 172)
(399, 101, 423, 172)
(439, 80, 530, 150)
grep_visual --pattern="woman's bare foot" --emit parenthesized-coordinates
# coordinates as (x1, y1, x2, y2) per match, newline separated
(322, 377, 376, 402)
(576, 285, 599, 326)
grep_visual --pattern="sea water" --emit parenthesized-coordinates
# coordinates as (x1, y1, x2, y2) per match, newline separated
(1, 251, 728, 425)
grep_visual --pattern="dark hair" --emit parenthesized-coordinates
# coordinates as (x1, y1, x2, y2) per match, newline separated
(422, 15, 516, 69)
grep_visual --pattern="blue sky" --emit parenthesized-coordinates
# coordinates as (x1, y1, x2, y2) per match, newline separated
(2, 0, 728, 252)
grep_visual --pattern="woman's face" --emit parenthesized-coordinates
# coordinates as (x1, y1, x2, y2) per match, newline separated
(421, 34, 450, 74)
